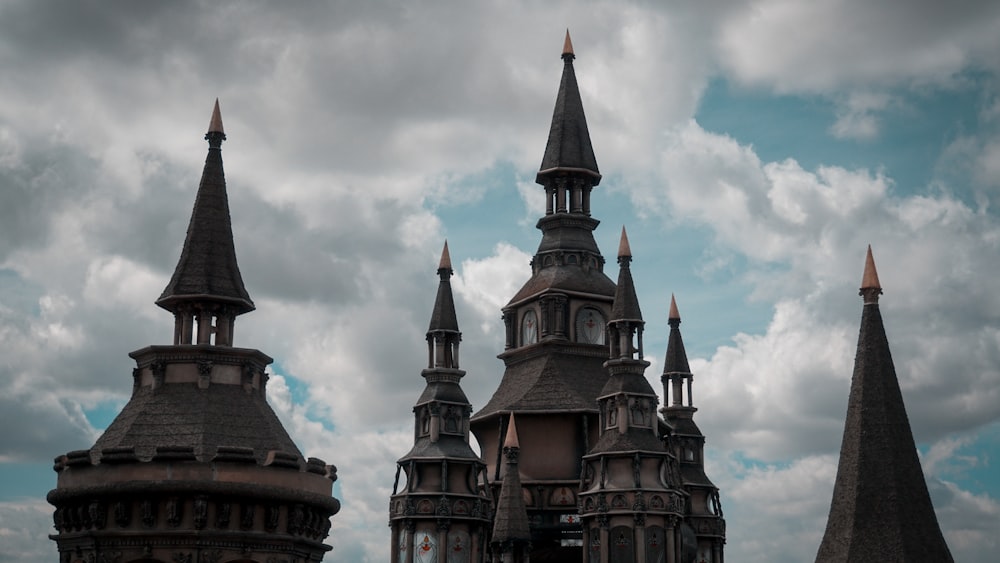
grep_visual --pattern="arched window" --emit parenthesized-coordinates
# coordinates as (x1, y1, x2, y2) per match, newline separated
(575, 307, 605, 344)
(521, 309, 538, 345)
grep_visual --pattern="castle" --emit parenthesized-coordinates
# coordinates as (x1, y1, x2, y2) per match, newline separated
(48, 34, 952, 563)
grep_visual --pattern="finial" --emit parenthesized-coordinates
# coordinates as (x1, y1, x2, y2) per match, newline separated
(617, 226, 632, 260)
(669, 294, 680, 321)
(438, 240, 453, 272)
(504, 415, 520, 449)
(860, 245, 883, 304)
(207, 98, 225, 135)
(562, 29, 575, 60)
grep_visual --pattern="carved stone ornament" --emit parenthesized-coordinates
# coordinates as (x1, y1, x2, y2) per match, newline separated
(98, 552, 122, 563)
(113, 501, 130, 527)
(140, 499, 155, 528)
(265, 504, 280, 531)
(240, 503, 255, 530)
(216, 501, 231, 528)
(436, 496, 451, 517)
(198, 551, 222, 563)
(166, 497, 181, 527)
(172, 553, 192, 563)
(193, 497, 208, 529)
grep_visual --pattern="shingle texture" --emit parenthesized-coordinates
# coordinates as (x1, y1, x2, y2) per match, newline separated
(93, 380, 301, 464)
(492, 449, 531, 543)
(428, 270, 459, 332)
(610, 260, 642, 322)
(157, 136, 253, 314)
(538, 56, 599, 177)
(474, 351, 608, 419)
(815, 301, 953, 562)
(663, 319, 691, 375)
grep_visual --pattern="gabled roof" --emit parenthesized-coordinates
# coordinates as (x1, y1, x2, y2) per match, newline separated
(157, 100, 253, 315)
(537, 31, 599, 182)
(815, 250, 952, 562)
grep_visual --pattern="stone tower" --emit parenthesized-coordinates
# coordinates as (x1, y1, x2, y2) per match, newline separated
(815, 246, 953, 562)
(48, 101, 340, 563)
(390, 242, 493, 563)
(578, 229, 689, 563)
(470, 31, 615, 558)
(660, 295, 726, 563)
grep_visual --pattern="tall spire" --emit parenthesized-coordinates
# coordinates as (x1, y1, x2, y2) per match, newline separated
(428, 241, 459, 333)
(157, 100, 253, 345)
(491, 415, 531, 560)
(610, 227, 642, 325)
(664, 294, 691, 377)
(537, 30, 600, 183)
(815, 247, 953, 562)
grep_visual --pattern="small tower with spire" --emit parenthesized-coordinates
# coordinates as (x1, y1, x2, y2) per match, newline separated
(490, 415, 532, 563)
(660, 295, 726, 562)
(49, 101, 339, 563)
(390, 242, 492, 563)
(579, 229, 689, 563)
(471, 32, 618, 556)
(815, 246, 953, 562)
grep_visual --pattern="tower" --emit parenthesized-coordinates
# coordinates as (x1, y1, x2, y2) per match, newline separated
(814, 246, 953, 562)
(471, 31, 615, 557)
(390, 242, 493, 563)
(48, 101, 340, 563)
(660, 296, 725, 563)
(578, 229, 689, 563)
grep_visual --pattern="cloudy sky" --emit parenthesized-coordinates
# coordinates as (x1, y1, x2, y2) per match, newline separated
(1, 1, 999, 561)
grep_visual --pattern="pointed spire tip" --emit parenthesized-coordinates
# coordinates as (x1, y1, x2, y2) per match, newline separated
(562, 29, 575, 58)
(207, 98, 225, 135)
(669, 293, 680, 320)
(439, 240, 452, 271)
(861, 245, 881, 290)
(617, 226, 631, 259)
(504, 415, 520, 449)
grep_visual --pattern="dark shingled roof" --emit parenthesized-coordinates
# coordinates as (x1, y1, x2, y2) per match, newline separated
(508, 262, 615, 305)
(610, 258, 642, 322)
(663, 317, 691, 375)
(157, 104, 253, 315)
(537, 42, 599, 181)
(473, 350, 608, 420)
(492, 420, 531, 544)
(815, 294, 953, 562)
(680, 463, 716, 488)
(92, 380, 302, 464)
(429, 242, 459, 332)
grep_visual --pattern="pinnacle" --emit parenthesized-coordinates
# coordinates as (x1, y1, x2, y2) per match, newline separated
(562, 29, 574, 58)
(504, 415, 520, 449)
(618, 226, 632, 259)
(669, 293, 680, 320)
(861, 245, 881, 290)
(438, 240, 452, 272)
(207, 98, 225, 135)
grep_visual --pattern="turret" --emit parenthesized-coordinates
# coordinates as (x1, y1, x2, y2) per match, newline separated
(390, 242, 492, 563)
(48, 100, 339, 563)
(578, 229, 691, 563)
(490, 416, 532, 563)
(660, 295, 726, 562)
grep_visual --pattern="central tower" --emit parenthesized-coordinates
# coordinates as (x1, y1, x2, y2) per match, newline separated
(470, 32, 616, 558)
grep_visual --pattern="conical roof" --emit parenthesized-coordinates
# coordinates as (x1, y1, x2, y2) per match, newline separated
(492, 416, 531, 544)
(815, 249, 952, 562)
(610, 228, 642, 322)
(537, 30, 600, 182)
(428, 241, 459, 332)
(664, 294, 691, 375)
(157, 100, 253, 315)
